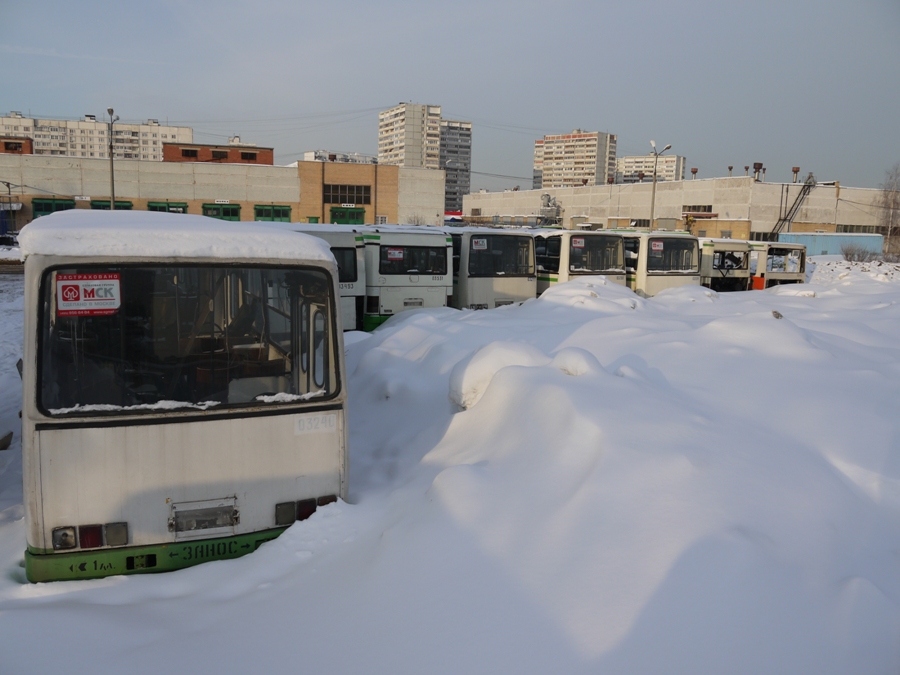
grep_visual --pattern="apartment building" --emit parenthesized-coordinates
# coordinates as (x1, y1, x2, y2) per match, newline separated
(0, 111, 192, 161)
(378, 103, 473, 213)
(616, 153, 686, 184)
(439, 120, 472, 213)
(533, 130, 617, 189)
(377, 103, 442, 169)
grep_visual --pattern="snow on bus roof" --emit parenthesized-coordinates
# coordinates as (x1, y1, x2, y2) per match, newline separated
(18, 210, 334, 263)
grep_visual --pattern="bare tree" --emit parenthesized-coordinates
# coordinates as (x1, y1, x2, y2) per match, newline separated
(841, 243, 878, 262)
(877, 162, 900, 258)
(405, 213, 429, 226)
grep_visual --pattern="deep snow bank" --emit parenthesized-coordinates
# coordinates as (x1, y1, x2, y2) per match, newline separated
(0, 270, 899, 674)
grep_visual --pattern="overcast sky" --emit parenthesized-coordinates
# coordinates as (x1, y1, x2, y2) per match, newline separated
(3, 0, 899, 191)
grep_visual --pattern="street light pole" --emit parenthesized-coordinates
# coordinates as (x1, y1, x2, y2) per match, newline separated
(107, 107, 119, 210)
(649, 140, 671, 229)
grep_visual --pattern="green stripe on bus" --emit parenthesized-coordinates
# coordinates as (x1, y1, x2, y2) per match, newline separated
(363, 314, 391, 331)
(25, 527, 288, 583)
(537, 276, 558, 283)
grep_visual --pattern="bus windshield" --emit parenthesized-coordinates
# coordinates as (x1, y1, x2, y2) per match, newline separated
(379, 245, 447, 275)
(40, 265, 339, 415)
(569, 235, 623, 273)
(468, 235, 534, 277)
(646, 238, 699, 273)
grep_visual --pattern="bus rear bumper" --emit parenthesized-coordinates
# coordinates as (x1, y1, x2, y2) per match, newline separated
(25, 527, 287, 583)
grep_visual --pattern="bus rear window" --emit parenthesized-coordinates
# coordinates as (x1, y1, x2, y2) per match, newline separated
(646, 238, 699, 273)
(569, 235, 623, 274)
(379, 246, 447, 275)
(39, 265, 340, 416)
(468, 235, 534, 277)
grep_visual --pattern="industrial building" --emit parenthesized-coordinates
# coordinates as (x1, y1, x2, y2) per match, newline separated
(463, 175, 884, 241)
(0, 153, 445, 230)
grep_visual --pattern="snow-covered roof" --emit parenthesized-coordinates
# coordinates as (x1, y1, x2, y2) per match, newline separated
(18, 210, 334, 263)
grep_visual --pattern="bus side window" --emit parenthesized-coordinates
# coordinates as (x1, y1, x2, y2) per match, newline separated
(313, 308, 327, 390)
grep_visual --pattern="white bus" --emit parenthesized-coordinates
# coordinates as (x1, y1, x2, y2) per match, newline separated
(619, 230, 701, 297)
(448, 228, 536, 309)
(533, 230, 626, 295)
(274, 223, 366, 331)
(699, 237, 751, 292)
(358, 225, 453, 330)
(749, 241, 807, 289)
(20, 210, 348, 582)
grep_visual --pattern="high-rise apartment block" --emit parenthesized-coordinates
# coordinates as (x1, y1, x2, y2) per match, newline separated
(439, 120, 472, 213)
(532, 130, 617, 189)
(0, 111, 192, 161)
(378, 103, 442, 169)
(616, 154, 686, 184)
(378, 103, 472, 214)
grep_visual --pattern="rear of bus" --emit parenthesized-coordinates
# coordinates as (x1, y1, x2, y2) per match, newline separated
(452, 230, 535, 309)
(20, 212, 348, 582)
(361, 226, 452, 330)
(699, 238, 751, 292)
(623, 233, 701, 297)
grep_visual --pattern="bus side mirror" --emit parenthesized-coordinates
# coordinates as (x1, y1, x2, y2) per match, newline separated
(16, 358, 22, 380)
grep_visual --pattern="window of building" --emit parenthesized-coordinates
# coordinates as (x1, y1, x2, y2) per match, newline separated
(4, 142, 22, 152)
(240, 152, 257, 161)
(322, 184, 372, 205)
(254, 205, 291, 222)
(202, 204, 241, 221)
(90, 200, 133, 210)
(683, 205, 712, 213)
(32, 198, 76, 217)
(212, 150, 228, 160)
(181, 148, 199, 158)
(148, 201, 188, 214)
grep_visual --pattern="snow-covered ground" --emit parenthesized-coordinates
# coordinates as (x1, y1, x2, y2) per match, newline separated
(1, 258, 899, 674)
(0, 246, 22, 262)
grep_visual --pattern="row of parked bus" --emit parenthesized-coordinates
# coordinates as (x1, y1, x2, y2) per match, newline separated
(19, 211, 808, 583)
(281, 224, 807, 330)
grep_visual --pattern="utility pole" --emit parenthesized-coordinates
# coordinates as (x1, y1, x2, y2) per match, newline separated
(649, 140, 671, 229)
(107, 107, 119, 210)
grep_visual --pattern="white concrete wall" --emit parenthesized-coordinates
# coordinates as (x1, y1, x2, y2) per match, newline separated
(397, 166, 446, 226)
(464, 177, 882, 232)
(0, 154, 301, 203)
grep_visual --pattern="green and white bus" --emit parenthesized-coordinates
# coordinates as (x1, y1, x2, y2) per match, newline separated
(269, 223, 366, 332)
(20, 210, 348, 582)
(358, 225, 453, 330)
(448, 228, 536, 309)
(533, 230, 626, 295)
(619, 230, 701, 297)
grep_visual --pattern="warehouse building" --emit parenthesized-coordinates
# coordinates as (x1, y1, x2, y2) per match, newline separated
(463, 176, 884, 240)
(0, 154, 445, 230)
